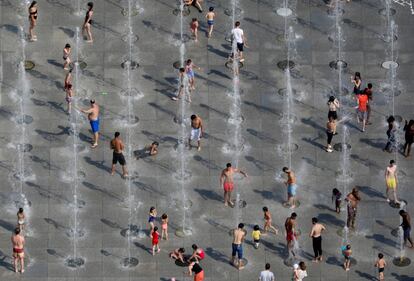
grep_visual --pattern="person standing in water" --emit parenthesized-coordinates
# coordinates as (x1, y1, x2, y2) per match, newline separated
(327, 96, 339, 123)
(12, 228, 25, 273)
(326, 116, 336, 152)
(231, 223, 246, 270)
(399, 210, 413, 248)
(63, 43, 71, 70)
(17, 208, 25, 232)
(28, 1, 38, 42)
(283, 167, 297, 209)
(205, 7, 216, 38)
(384, 116, 397, 153)
(363, 83, 373, 124)
(65, 84, 73, 113)
(355, 90, 368, 132)
(346, 187, 361, 230)
(219, 163, 248, 207)
(190, 18, 199, 42)
(83, 2, 94, 42)
(110, 132, 128, 178)
(309, 217, 326, 262)
(385, 160, 399, 204)
(189, 114, 203, 151)
(80, 99, 99, 148)
(231, 21, 247, 62)
(285, 213, 298, 257)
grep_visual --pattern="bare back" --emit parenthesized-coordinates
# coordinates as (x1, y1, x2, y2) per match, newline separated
(12, 234, 24, 249)
(191, 117, 202, 129)
(311, 223, 325, 238)
(111, 138, 124, 153)
(221, 168, 235, 183)
(233, 229, 245, 244)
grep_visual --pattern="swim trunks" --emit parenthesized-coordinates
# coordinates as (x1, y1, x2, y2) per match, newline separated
(66, 96, 72, 103)
(231, 243, 243, 259)
(386, 177, 396, 189)
(287, 184, 297, 196)
(187, 69, 195, 78)
(13, 248, 24, 254)
(223, 182, 234, 192)
(90, 119, 99, 133)
(207, 19, 214, 26)
(286, 231, 295, 242)
(190, 128, 201, 141)
(112, 152, 126, 165)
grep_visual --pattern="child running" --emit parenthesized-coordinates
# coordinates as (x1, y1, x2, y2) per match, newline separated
(190, 18, 199, 42)
(252, 225, 261, 249)
(151, 226, 160, 256)
(262, 207, 278, 234)
(374, 253, 386, 281)
(205, 7, 215, 38)
(161, 213, 168, 240)
(332, 188, 342, 213)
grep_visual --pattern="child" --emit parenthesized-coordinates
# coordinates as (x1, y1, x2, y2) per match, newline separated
(189, 244, 205, 262)
(169, 248, 186, 263)
(332, 188, 342, 214)
(190, 18, 199, 42)
(263, 206, 278, 234)
(65, 84, 73, 113)
(149, 141, 159, 156)
(161, 213, 168, 240)
(151, 226, 160, 255)
(63, 43, 71, 70)
(148, 207, 157, 232)
(375, 253, 386, 280)
(252, 225, 261, 249)
(205, 7, 215, 38)
(17, 208, 25, 231)
(185, 59, 201, 91)
(172, 67, 186, 101)
(341, 244, 352, 271)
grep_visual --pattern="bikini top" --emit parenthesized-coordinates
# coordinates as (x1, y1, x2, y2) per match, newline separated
(85, 10, 92, 23)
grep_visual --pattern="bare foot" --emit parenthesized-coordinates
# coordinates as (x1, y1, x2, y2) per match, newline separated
(91, 143, 98, 148)
(197, 146, 201, 151)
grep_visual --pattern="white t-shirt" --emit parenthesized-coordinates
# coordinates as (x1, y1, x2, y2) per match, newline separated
(259, 270, 275, 281)
(296, 269, 308, 281)
(231, 27, 244, 43)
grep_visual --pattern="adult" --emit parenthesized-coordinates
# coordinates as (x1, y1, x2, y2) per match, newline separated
(189, 114, 203, 151)
(285, 213, 298, 256)
(346, 187, 361, 230)
(110, 132, 128, 177)
(258, 263, 275, 281)
(28, 1, 38, 42)
(188, 261, 205, 281)
(83, 2, 94, 42)
(385, 160, 399, 204)
(363, 83, 373, 124)
(309, 217, 326, 262)
(219, 163, 247, 207)
(383, 116, 397, 153)
(231, 21, 247, 62)
(326, 116, 336, 153)
(184, 0, 203, 13)
(80, 99, 99, 148)
(355, 90, 368, 132)
(63, 43, 71, 70)
(293, 261, 308, 281)
(283, 167, 297, 209)
(11, 228, 25, 273)
(231, 223, 246, 270)
(327, 96, 339, 122)
(189, 244, 205, 262)
(399, 210, 413, 248)
(403, 120, 414, 157)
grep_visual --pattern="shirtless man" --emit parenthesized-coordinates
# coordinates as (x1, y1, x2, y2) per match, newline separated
(385, 160, 400, 204)
(110, 132, 128, 177)
(231, 223, 246, 270)
(189, 114, 203, 151)
(11, 227, 25, 273)
(346, 187, 361, 230)
(80, 99, 99, 148)
(220, 163, 247, 207)
(285, 212, 297, 256)
(309, 217, 326, 262)
(283, 167, 297, 209)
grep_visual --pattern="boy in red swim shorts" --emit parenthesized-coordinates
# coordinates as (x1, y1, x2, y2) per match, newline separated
(219, 163, 247, 207)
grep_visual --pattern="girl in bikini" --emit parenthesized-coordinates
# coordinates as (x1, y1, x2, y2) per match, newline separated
(161, 213, 168, 240)
(28, 1, 38, 42)
(63, 44, 71, 70)
(83, 2, 94, 42)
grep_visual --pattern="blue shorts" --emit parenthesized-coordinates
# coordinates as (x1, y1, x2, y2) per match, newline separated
(403, 227, 411, 240)
(207, 20, 214, 26)
(90, 119, 100, 133)
(187, 70, 195, 78)
(232, 243, 243, 259)
(288, 184, 297, 196)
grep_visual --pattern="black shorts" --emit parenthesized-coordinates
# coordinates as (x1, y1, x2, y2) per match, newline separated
(237, 43, 244, 52)
(328, 110, 337, 120)
(378, 268, 384, 273)
(113, 152, 126, 165)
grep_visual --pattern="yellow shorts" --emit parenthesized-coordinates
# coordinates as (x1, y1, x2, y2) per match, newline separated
(386, 177, 396, 189)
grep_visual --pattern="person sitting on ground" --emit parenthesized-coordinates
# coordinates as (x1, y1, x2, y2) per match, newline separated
(169, 248, 186, 264)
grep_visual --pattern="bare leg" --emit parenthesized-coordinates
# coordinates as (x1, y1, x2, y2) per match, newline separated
(86, 25, 93, 42)
(122, 165, 128, 177)
(111, 164, 115, 176)
(93, 132, 99, 146)
(197, 140, 201, 151)
(13, 256, 18, 273)
(20, 256, 24, 273)
(224, 191, 228, 206)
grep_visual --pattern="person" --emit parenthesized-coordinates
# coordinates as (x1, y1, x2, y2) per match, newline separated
(363, 83, 373, 124)
(172, 67, 187, 101)
(65, 84, 73, 113)
(189, 244, 205, 262)
(110, 132, 128, 177)
(385, 160, 399, 204)
(83, 2, 94, 42)
(327, 96, 339, 122)
(151, 226, 160, 256)
(258, 263, 275, 281)
(63, 43, 71, 70)
(17, 208, 25, 232)
(355, 90, 368, 132)
(190, 18, 199, 42)
(80, 99, 99, 148)
(293, 261, 307, 281)
(285, 213, 298, 256)
(309, 217, 326, 262)
(252, 225, 261, 249)
(332, 188, 342, 214)
(219, 163, 248, 207)
(403, 119, 414, 157)
(188, 261, 205, 281)
(283, 167, 297, 209)
(148, 207, 157, 232)
(161, 213, 168, 240)
(346, 187, 361, 230)
(351, 72, 362, 95)
(184, 0, 203, 13)
(149, 141, 159, 156)
(399, 210, 413, 248)
(231, 21, 247, 62)
(205, 7, 215, 38)
(28, 1, 38, 42)
(326, 116, 336, 152)
(383, 116, 397, 153)
(185, 59, 201, 92)
(64, 69, 72, 90)
(262, 207, 278, 234)
(189, 114, 203, 151)
(341, 244, 352, 271)
(12, 227, 25, 273)
(169, 248, 186, 263)
(231, 223, 246, 270)
(374, 253, 386, 281)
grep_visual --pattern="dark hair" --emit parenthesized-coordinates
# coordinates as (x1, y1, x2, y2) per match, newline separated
(179, 67, 185, 73)
(15, 228, 21, 235)
(186, 59, 192, 64)
(161, 213, 167, 219)
(291, 213, 297, 219)
(153, 226, 158, 231)
(378, 253, 384, 259)
(90, 99, 95, 104)
(152, 141, 159, 146)
(29, 1, 37, 8)
(238, 223, 244, 229)
(351, 187, 360, 200)
(65, 43, 71, 48)
(367, 83, 372, 89)
(312, 217, 318, 224)
(209, 7, 214, 11)
(69, 69, 72, 73)
(114, 132, 120, 137)
(332, 188, 340, 195)
(263, 206, 268, 212)
(407, 120, 414, 128)
(355, 72, 361, 79)
(390, 160, 395, 164)
(226, 163, 232, 168)
(192, 244, 198, 250)
(192, 18, 197, 22)
(299, 261, 306, 270)
(282, 167, 289, 173)
(87, 2, 93, 9)
(254, 225, 260, 231)
(387, 115, 395, 123)
(191, 114, 196, 120)
(149, 206, 155, 212)
(18, 208, 24, 213)
(399, 210, 406, 216)
(235, 21, 240, 27)
(328, 96, 335, 102)
(178, 247, 185, 253)
(346, 244, 351, 250)
(67, 84, 72, 89)
(265, 263, 271, 270)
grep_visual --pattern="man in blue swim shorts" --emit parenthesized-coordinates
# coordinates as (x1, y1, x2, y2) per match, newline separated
(81, 99, 100, 148)
(205, 7, 215, 38)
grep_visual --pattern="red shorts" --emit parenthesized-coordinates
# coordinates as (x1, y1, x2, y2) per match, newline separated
(223, 182, 234, 192)
(286, 231, 295, 242)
